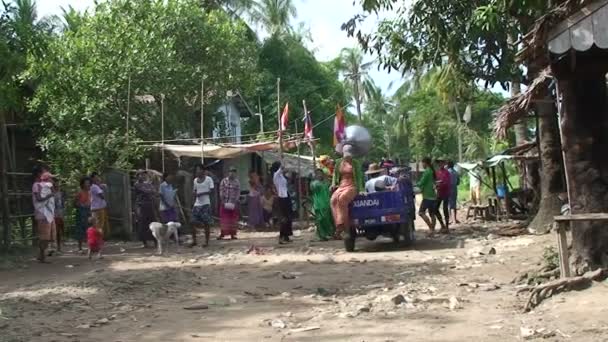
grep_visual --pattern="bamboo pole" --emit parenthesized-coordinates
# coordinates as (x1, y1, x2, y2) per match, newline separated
(0, 117, 12, 246)
(277, 78, 283, 161)
(126, 75, 131, 145)
(200, 78, 205, 164)
(295, 120, 302, 219)
(7, 124, 26, 238)
(302, 100, 316, 169)
(161, 94, 165, 173)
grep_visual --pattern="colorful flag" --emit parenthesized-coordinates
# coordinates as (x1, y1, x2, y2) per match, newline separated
(303, 110, 313, 140)
(333, 104, 346, 146)
(279, 103, 289, 134)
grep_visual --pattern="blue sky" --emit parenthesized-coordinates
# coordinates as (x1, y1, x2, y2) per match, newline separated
(36, 0, 404, 95)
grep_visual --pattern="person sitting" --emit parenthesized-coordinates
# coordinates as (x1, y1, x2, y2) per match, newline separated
(364, 163, 398, 194)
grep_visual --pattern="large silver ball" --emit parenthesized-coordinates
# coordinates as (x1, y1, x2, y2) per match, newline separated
(342, 125, 372, 157)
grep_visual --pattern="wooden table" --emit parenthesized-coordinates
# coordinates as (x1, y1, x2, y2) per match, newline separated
(553, 213, 608, 278)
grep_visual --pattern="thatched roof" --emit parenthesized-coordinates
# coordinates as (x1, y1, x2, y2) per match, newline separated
(516, 0, 596, 64)
(494, 68, 553, 137)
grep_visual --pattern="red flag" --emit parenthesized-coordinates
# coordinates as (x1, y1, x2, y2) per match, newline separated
(279, 103, 289, 134)
(303, 110, 313, 140)
(333, 105, 346, 146)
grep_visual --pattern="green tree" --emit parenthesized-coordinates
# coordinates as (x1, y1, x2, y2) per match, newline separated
(338, 47, 373, 122)
(250, 0, 297, 37)
(31, 0, 259, 180)
(252, 35, 347, 155)
(346, 0, 566, 239)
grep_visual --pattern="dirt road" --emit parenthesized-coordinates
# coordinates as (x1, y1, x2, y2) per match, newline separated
(1, 223, 607, 342)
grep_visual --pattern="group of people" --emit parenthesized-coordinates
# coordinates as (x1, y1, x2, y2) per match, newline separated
(417, 157, 460, 237)
(309, 149, 412, 242)
(308, 145, 467, 241)
(30, 149, 464, 262)
(32, 166, 108, 263)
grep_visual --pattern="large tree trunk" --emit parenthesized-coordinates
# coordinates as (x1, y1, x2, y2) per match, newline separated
(527, 92, 565, 234)
(559, 77, 608, 274)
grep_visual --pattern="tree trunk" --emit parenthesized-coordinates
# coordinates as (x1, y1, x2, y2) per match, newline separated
(559, 77, 608, 273)
(512, 81, 528, 145)
(527, 91, 565, 234)
(354, 80, 363, 122)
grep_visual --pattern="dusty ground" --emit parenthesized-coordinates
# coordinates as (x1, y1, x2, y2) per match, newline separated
(1, 219, 608, 342)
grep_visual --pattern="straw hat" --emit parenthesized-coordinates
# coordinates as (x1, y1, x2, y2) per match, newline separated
(365, 163, 383, 175)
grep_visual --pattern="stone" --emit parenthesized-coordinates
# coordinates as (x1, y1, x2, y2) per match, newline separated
(282, 273, 296, 280)
(520, 327, 536, 340)
(488, 247, 497, 255)
(76, 324, 91, 329)
(391, 295, 406, 305)
(270, 319, 287, 329)
(357, 304, 372, 313)
(96, 318, 110, 325)
(316, 288, 336, 297)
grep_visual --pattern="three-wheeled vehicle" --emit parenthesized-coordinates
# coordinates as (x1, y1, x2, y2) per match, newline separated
(344, 178, 415, 252)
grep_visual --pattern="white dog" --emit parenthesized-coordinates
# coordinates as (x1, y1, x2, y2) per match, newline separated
(149, 221, 182, 255)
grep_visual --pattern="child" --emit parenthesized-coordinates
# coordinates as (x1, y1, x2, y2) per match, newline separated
(87, 217, 104, 260)
(261, 187, 275, 228)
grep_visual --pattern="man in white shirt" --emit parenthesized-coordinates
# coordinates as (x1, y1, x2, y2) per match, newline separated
(272, 161, 292, 244)
(192, 165, 214, 246)
(364, 163, 398, 194)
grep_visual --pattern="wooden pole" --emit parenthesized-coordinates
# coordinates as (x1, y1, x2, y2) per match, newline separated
(126, 75, 131, 145)
(200, 78, 205, 164)
(295, 119, 303, 219)
(7, 124, 25, 238)
(277, 78, 283, 161)
(501, 162, 510, 220)
(303, 100, 316, 169)
(161, 94, 165, 173)
(491, 166, 499, 221)
(0, 117, 12, 246)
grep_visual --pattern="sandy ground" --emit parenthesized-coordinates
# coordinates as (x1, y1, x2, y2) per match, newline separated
(1, 220, 608, 342)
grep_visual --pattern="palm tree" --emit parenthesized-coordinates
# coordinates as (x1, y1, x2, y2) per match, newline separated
(60, 5, 86, 32)
(364, 81, 401, 158)
(339, 47, 373, 121)
(250, 0, 297, 36)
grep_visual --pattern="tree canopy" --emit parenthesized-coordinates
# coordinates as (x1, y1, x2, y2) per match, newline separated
(30, 0, 259, 178)
(253, 34, 348, 155)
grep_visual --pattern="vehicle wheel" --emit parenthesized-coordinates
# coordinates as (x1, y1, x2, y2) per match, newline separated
(400, 220, 415, 246)
(391, 224, 400, 244)
(344, 226, 356, 252)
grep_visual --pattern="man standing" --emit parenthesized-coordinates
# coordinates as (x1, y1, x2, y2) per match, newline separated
(447, 161, 460, 224)
(434, 160, 451, 233)
(192, 165, 214, 246)
(272, 161, 293, 244)
(90, 172, 110, 238)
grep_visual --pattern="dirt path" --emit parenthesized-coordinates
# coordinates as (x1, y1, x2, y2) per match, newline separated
(1, 223, 608, 342)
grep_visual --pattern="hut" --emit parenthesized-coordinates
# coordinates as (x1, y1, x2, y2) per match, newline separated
(497, 0, 608, 271)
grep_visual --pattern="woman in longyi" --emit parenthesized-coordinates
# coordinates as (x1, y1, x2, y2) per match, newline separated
(330, 144, 364, 239)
